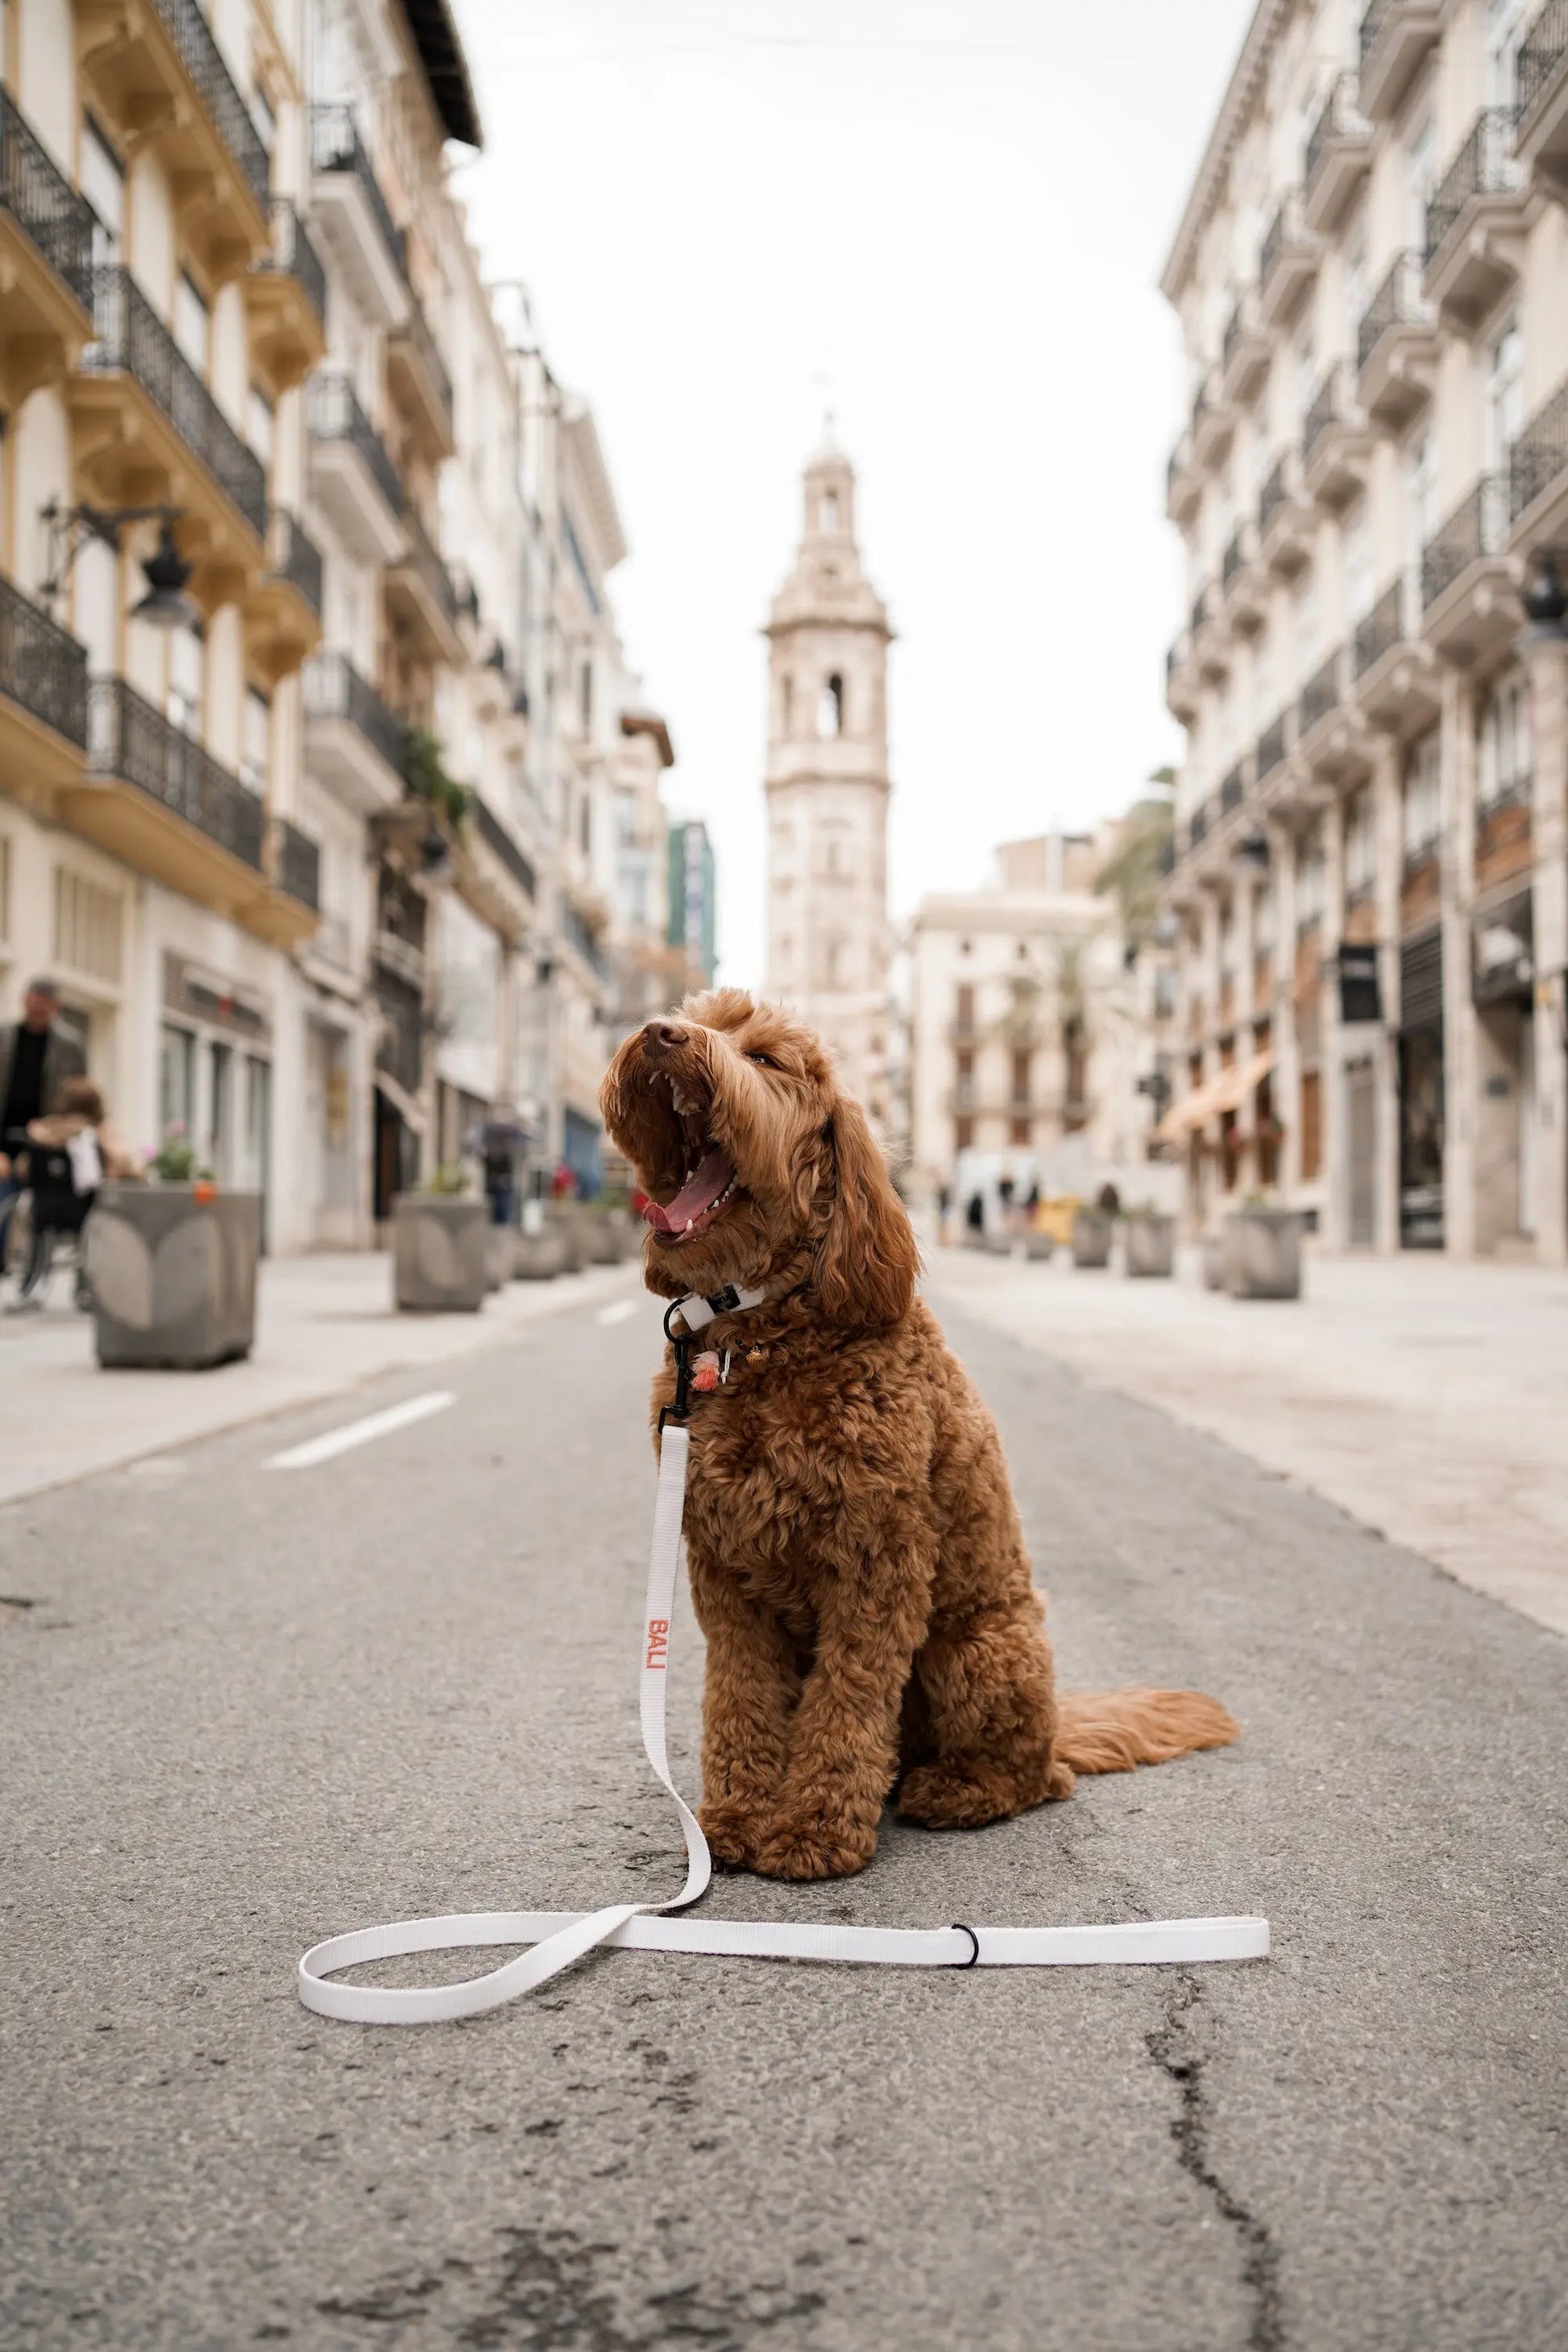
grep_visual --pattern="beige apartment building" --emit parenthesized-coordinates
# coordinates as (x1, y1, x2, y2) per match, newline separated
(0, 0, 684, 1250)
(1159, 0, 1568, 1262)
(908, 832, 1155, 1198)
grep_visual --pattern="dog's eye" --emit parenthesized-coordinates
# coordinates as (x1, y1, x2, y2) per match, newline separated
(745, 1051, 776, 1068)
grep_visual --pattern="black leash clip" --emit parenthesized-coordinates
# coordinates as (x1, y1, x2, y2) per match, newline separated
(657, 1300, 693, 1433)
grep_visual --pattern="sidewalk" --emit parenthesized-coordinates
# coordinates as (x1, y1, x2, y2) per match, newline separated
(0, 1251, 637, 1506)
(927, 1242, 1568, 1637)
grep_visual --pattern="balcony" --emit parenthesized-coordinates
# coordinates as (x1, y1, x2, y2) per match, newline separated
(306, 372, 406, 563)
(1219, 522, 1268, 631)
(72, 268, 266, 573)
(1259, 193, 1319, 326)
(1257, 450, 1316, 573)
(1356, 251, 1438, 425)
(1165, 630, 1199, 721)
(0, 91, 94, 405)
(1351, 572, 1438, 729)
(1166, 432, 1201, 524)
(1423, 109, 1527, 324)
(62, 678, 313, 943)
(388, 292, 455, 461)
(309, 105, 410, 329)
(303, 653, 404, 814)
(562, 900, 609, 981)
(1358, 0, 1446, 122)
(1516, 0, 1568, 185)
(0, 572, 89, 803)
(272, 816, 320, 912)
(245, 510, 325, 685)
(387, 502, 463, 663)
(1305, 72, 1374, 231)
(1296, 646, 1367, 781)
(454, 794, 537, 944)
(244, 202, 327, 398)
(1190, 581, 1230, 681)
(1421, 475, 1516, 662)
(1221, 296, 1270, 404)
(1190, 375, 1233, 468)
(1301, 362, 1371, 506)
(1219, 764, 1246, 817)
(77, 0, 269, 282)
(1508, 374, 1568, 548)
(1255, 713, 1292, 789)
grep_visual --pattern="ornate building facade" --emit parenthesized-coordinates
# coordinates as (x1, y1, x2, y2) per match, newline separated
(764, 440, 892, 1129)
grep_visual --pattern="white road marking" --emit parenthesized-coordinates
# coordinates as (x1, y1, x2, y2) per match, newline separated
(596, 1298, 639, 1326)
(266, 1391, 455, 1471)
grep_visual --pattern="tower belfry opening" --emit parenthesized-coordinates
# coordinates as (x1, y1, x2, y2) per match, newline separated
(763, 442, 893, 1135)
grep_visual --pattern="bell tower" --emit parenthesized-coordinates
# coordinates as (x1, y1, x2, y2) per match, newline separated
(764, 436, 892, 1130)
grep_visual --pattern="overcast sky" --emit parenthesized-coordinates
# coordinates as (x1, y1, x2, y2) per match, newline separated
(452, 0, 1257, 988)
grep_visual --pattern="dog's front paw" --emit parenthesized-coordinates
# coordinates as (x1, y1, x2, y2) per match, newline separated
(696, 1799, 767, 1870)
(751, 1818, 877, 1881)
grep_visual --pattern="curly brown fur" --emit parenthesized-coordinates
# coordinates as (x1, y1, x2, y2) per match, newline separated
(599, 993, 1239, 1882)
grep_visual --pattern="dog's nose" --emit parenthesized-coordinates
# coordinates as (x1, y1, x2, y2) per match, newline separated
(642, 1021, 688, 1060)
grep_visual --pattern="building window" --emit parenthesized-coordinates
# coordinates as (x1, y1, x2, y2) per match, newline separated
(160, 1022, 195, 1139)
(817, 673, 844, 739)
(168, 623, 204, 737)
(1345, 788, 1376, 898)
(955, 981, 975, 1034)
(1403, 731, 1441, 858)
(579, 793, 591, 857)
(173, 272, 209, 376)
(1485, 317, 1524, 475)
(243, 689, 271, 797)
(1478, 671, 1532, 808)
(54, 870, 123, 984)
(1010, 1047, 1031, 1107)
(81, 118, 123, 263)
(1064, 1021, 1087, 1130)
(820, 489, 839, 533)
(247, 385, 275, 466)
(1010, 1118, 1030, 1147)
(1300, 1068, 1322, 1181)
(1296, 823, 1325, 928)
(955, 1116, 974, 1152)
(955, 1048, 974, 1084)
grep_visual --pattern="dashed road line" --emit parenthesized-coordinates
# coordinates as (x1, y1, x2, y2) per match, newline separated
(266, 1391, 456, 1471)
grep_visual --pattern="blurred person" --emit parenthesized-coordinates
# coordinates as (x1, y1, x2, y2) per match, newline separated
(0, 981, 85, 1271)
(10, 1076, 138, 1311)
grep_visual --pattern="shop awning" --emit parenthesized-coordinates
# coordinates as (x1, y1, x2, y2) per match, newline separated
(1154, 1048, 1275, 1141)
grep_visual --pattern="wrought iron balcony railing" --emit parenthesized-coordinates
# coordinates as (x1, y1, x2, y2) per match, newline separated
(309, 104, 407, 279)
(89, 678, 263, 867)
(1222, 303, 1243, 375)
(1357, 249, 1428, 368)
(273, 815, 320, 909)
(1222, 532, 1244, 589)
(1508, 374, 1568, 521)
(400, 503, 459, 624)
(1260, 193, 1309, 290)
(254, 199, 326, 325)
(81, 268, 267, 536)
(392, 290, 454, 422)
(1188, 803, 1209, 851)
(0, 572, 88, 748)
(266, 509, 323, 615)
(562, 902, 608, 977)
(1256, 714, 1289, 779)
(0, 89, 93, 308)
(1220, 765, 1244, 815)
(1190, 583, 1210, 637)
(1359, 0, 1396, 70)
(302, 650, 403, 774)
(1305, 71, 1368, 191)
(153, 0, 268, 207)
(473, 796, 537, 899)
(1519, 0, 1568, 118)
(1424, 109, 1520, 263)
(307, 371, 403, 517)
(1259, 455, 1290, 534)
(1299, 649, 1342, 733)
(1421, 475, 1508, 606)
(1354, 575, 1415, 674)
(1303, 363, 1354, 465)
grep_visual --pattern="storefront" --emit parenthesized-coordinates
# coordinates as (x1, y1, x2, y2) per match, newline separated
(159, 952, 273, 1242)
(1398, 928, 1444, 1250)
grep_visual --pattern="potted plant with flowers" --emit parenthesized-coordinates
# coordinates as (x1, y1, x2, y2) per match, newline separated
(89, 1124, 261, 1368)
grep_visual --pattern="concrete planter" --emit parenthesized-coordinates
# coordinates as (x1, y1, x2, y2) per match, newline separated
(981, 1230, 1014, 1257)
(1070, 1209, 1113, 1268)
(512, 1228, 571, 1280)
(583, 1213, 624, 1266)
(1024, 1231, 1054, 1262)
(1202, 1234, 1226, 1292)
(544, 1201, 587, 1272)
(1124, 1211, 1176, 1279)
(485, 1226, 518, 1289)
(1223, 1208, 1303, 1300)
(616, 1214, 648, 1263)
(88, 1184, 260, 1369)
(393, 1194, 487, 1312)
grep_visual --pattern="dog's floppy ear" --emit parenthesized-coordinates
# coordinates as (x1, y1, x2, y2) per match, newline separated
(815, 1091, 919, 1329)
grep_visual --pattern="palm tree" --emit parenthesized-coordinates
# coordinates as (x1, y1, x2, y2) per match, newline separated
(1096, 768, 1176, 948)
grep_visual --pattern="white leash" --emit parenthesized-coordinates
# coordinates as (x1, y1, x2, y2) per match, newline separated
(298, 1296, 1268, 2025)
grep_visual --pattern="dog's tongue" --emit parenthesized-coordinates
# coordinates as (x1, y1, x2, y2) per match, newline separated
(644, 1145, 733, 1234)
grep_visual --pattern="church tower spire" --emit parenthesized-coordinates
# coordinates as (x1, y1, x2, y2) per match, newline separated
(764, 440, 893, 1133)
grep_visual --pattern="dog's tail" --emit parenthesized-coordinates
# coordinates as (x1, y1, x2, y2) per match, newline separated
(1054, 1687, 1240, 1775)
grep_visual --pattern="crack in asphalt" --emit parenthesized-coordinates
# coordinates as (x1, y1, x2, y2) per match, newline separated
(1146, 1972, 1283, 2352)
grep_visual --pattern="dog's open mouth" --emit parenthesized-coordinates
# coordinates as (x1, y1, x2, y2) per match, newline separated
(642, 1076, 742, 1244)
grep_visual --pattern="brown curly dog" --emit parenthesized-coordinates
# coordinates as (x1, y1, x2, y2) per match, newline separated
(599, 989, 1238, 1883)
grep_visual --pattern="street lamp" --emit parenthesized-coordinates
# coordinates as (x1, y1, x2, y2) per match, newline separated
(39, 500, 199, 632)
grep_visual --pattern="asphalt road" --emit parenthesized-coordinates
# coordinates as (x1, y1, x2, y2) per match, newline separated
(3, 1284, 1564, 2352)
